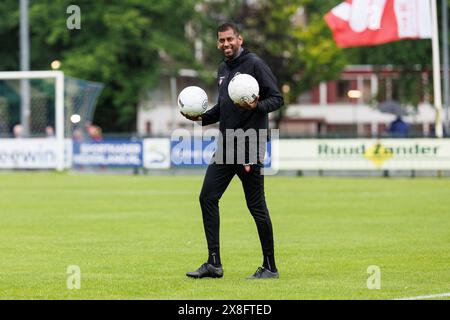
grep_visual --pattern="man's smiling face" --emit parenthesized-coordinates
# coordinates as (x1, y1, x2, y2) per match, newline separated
(217, 28, 243, 60)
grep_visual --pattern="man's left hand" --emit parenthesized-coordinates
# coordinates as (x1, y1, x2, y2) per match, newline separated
(236, 96, 259, 110)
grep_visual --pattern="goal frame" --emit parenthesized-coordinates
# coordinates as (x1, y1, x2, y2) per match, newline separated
(0, 71, 65, 171)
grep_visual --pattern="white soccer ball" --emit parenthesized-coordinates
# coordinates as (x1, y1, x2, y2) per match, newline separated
(228, 73, 259, 105)
(178, 86, 208, 117)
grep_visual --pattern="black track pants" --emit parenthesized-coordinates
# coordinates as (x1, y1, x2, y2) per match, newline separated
(199, 163, 275, 256)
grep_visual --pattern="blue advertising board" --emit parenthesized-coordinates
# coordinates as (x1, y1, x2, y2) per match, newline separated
(170, 137, 272, 168)
(73, 140, 143, 167)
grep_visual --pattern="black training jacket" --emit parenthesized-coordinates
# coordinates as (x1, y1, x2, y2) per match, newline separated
(201, 49, 284, 132)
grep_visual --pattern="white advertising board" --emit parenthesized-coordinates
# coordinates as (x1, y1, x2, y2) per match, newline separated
(277, 139, 450, 170)
(0, 139, 72, 169)
(143, 138, 171, 169)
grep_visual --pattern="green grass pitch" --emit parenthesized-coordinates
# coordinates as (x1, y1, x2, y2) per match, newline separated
(0, 172, 449, 299)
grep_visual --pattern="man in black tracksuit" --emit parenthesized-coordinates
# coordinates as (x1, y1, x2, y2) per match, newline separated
(182, 22, 284, 279)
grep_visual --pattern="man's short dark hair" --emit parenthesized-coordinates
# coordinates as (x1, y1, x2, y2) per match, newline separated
(217, 22, 240, 38)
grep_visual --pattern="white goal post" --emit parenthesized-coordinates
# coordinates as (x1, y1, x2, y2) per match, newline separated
(0, 71, 65, 171)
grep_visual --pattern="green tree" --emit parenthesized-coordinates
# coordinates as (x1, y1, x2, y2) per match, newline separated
(198, 0, 450, 114)
(0, 1, 20, 70)
(345, 40, 432, 107)
(198, 0, 347, 126)
(326, 0, 450, 108)
(0, 0, 198, 132)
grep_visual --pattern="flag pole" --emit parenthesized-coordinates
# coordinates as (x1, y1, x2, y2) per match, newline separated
(442, 0, 449, 134)
(20, 0, 30, 137)
(431, 0, 443, 138)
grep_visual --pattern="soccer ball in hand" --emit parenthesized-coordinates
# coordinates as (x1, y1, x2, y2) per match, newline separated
(178, 86, 208, 117)
(227, 73, 259, 105)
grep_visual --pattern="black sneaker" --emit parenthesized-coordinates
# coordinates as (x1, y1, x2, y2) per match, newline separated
(247, 267, 279, 279)
(186, 263, 223, 279)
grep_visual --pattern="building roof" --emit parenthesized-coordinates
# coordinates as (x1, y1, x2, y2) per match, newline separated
(285, 103, 437, 124)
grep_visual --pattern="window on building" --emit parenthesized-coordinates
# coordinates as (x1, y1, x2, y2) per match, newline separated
(362, 79, 372, 104)
(336, 80, 353, 103)
(297, 91, 312, 104)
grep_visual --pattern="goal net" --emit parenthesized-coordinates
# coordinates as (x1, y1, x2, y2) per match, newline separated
(0, 71, 103, 171)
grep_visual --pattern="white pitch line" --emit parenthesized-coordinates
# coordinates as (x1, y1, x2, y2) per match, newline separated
(395, 292, 450, 300)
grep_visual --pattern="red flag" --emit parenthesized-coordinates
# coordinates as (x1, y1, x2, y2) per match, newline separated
(325, 0, 432, 48)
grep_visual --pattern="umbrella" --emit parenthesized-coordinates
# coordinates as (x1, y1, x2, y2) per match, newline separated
(377, 100, 408, 117)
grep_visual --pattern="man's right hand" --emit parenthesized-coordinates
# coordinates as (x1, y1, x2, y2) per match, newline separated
(180, 111, 202, 121)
